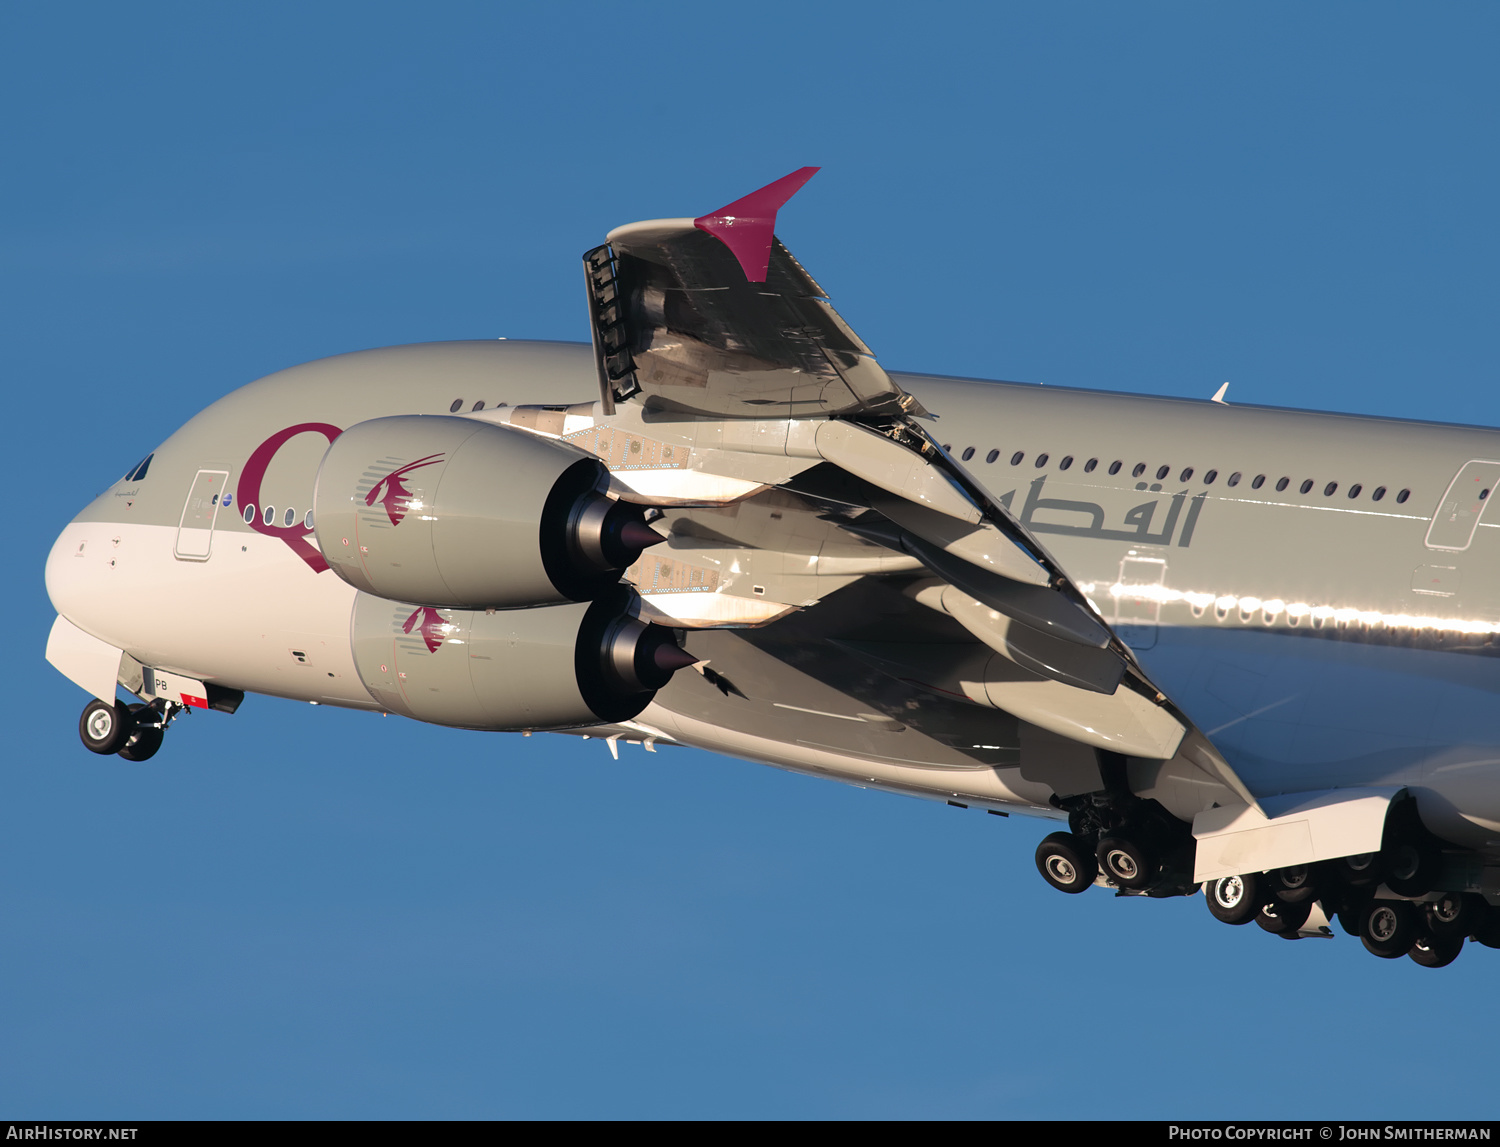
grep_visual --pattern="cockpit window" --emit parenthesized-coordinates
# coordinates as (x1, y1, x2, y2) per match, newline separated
(123, 454, 153, 483)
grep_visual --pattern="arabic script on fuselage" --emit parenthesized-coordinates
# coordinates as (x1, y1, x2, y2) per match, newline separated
(1004, 476, 1207, 548)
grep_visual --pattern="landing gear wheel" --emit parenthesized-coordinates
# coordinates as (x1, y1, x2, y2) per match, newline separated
(1471, 906, 1500, 949)
(1385, 843, 1441, 898)
(1255, 897, 1312, 936)
(79, 699, 132, 755)
(1096, 835, 1157, 890)
(1035, 832, 1097, 894)
(118, 724, 163, 762)
(1205, 874, 1267, 925)
(1425, 892, 1485, 938)
(1408, 933, 1464, 969)
(1269, 864, 1319, 904)
(1334, 896, 1368, 938)
(1334, 852, 1382, 887)
(1359, 900, 1419, 959)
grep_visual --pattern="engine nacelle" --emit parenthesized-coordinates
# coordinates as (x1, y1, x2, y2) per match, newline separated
(314, 415, 660, 608)
(350, 587, 695, 729)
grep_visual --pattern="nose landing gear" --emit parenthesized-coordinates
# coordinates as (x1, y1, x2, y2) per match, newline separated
(77, 697, 182, 762)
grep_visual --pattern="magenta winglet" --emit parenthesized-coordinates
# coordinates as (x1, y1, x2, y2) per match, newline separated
(693, 166, 820, 283)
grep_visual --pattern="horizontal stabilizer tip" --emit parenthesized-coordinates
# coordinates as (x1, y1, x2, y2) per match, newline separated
(694, 166, 820, 283)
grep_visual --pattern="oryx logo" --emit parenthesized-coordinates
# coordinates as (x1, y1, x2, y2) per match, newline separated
(366, 454, 444, 526)
(402, 606, 448, 653)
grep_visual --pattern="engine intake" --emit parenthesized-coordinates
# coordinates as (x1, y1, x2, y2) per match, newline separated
(314, 415, 660, 608)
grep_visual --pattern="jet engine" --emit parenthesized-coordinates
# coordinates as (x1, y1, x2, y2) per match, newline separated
(350, 587, 696, 729)
(314, 415, 660, 608)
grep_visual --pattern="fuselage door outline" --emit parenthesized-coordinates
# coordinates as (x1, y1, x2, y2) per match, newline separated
(174, 469, 230, 562)
(1424, 459, 1500, 552)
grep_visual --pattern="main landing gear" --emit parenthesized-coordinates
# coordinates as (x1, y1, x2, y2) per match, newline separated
(1032, 751, 1197, 899)
(78, 697, 182, 762)
(1196, 802, 1499, 968)
(1033, 783, 1498, 968)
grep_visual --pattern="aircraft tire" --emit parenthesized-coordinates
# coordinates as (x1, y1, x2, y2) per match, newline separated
(79, 699, 133, 756)
(1205, 874, 1266, 925)
(1470, 907, 1500, 949)
(1384, 842, 1441, 898)
(1035, 832, 1096, 894)
(1096, 835, 1156, 891)
(1359, 900, 1419, 959)
(118, 725, 163, 762)
(1333, 853, 1383, 887)
(1255, 897, 1312, 936)
(1425, 892, 1485, 938)
(1269, 864, 1320, 904)
(1334, 895, 1368, 937)
(1408, 932, 1464, 969)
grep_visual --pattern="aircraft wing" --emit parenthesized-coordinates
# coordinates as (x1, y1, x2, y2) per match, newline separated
(573, 171, 1260, 816)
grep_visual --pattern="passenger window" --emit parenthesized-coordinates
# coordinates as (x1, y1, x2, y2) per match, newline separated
(1132, 463, 1146, 478)
(1324, 482, 1338, 496)
(1204, 470, 1218, 484)
(986, 449, 999, 463)
(243, 505, 257, 524)
(1251, 475, 1266, 489)
(1227, 472, 1241, 487)
(1348, 484, 1362, 498)
(1274, 477, 1288, 491)
(1059, 456, 1073, 470)
(450, 399, 464, 412)
(1397, 489, 1411, 503)
(1180, 467, 1194, 482)
(1155, 465, 1170, 480)
(1083, 459, 1098, 473)
(1299, 479, 1314, 494)
(1372, 487, 1386, 502)
(961, 447, 975, 461)
(1011, 452, 1025, 466)
(283, 508, 296, 527)
(472, 400, 486, 411)
(304, 510, 315, 529)
(1035, 453, 1049, 468)
(263, 506, 276, 526)
(1108, 461, 1123, 475)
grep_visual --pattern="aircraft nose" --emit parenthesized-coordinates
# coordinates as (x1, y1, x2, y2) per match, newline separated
(44, 508, 134, 650)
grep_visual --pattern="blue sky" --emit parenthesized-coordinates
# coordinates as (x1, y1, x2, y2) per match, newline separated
(5, 2, 1500, 1119)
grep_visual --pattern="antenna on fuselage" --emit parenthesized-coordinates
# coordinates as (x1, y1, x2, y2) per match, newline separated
(1210, 382, 1230, 404)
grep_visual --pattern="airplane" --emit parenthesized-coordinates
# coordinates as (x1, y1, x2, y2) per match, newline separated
(43, 167, 1500, 969)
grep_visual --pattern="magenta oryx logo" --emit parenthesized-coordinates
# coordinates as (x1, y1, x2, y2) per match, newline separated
(402, 607, 448, 653)
(366, 454, 444, 527)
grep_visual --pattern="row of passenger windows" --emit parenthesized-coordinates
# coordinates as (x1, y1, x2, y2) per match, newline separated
(243, 504, 314, 529)
(942, 445, 1414, 504)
